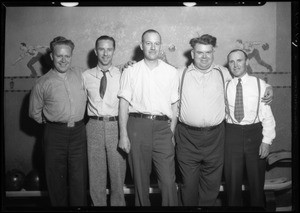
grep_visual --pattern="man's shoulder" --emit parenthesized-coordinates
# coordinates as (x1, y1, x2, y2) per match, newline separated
(111, 66, 122, 74)
(213, 64, 229, 72)
(158, 60, 178, 72)
(247, 75, 267, 87)
(82, 67, 96, 76)
(33, 71, 53, 88)
(122, 60, 143, 73)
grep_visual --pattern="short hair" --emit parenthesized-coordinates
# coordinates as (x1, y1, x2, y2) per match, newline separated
(227, 49, 248, 61)
(141, 29, 161, 42)
(50, 36, 75, 53)
(189, 34, 217, 48)
(95, 35, 116, 49)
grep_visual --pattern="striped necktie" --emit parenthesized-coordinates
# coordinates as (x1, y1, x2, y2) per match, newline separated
(234, 78, 244, 123)
(100, 70, 108, 99)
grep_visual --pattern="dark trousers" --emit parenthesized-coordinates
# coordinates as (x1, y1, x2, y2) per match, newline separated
(175, 122, 225, 206)
(127, 116, 178, 206)
(224, 122, 266, 207)
(44, 122, 88, 206)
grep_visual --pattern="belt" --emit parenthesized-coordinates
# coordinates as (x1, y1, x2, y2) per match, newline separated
(129, 113, 169, 121)
(89, 116, 118, 121)
(46, 119, 84, 128)
(179, 121, 223, 131)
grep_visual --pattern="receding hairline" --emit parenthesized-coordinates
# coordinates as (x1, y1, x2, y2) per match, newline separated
(227, 49, 248, 60)
(141, 30, 161, 42)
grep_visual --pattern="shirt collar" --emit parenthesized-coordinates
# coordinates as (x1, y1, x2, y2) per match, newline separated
(50, 68, 70, 80)
(142, 59, 163, 69)
(233, 72, 249, 84)
(96, 65, 113, 78)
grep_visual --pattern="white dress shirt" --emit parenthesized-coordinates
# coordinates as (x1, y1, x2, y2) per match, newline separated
(225, 73, 276, 144)
(118, 59, 179, 119)
(178, 63, 232, 127)
(82, 65, 121, 117)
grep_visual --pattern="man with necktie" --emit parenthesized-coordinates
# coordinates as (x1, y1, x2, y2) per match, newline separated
(175, 34, 274, 206)
(224, 49, 276, 207)
(82, 35, 126, 206)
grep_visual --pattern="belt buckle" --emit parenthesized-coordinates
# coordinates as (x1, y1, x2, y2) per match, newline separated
(149, 115, 155, 120)
(103, 117, 110, 122)
(67, 121, 75, 127)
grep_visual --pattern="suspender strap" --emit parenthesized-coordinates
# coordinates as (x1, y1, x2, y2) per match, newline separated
(253, 77, 261, 123)
(214, 67, 225, 91)
(214, 67, 226, 109)
(178, 67, 188, 120)
(225, 81, 235, 123)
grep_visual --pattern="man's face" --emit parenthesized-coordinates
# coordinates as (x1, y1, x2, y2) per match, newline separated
(95, 39, 115, 67)
(50, 44, 72, 73)
(191, 43, 214, 70)
(228, 51, 248, 78)
(140, 32, 161, 61)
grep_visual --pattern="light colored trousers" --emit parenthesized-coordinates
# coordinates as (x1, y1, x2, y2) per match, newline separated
(86, 119, 126, 206)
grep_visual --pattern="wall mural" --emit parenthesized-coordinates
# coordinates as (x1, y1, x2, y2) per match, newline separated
(235, 39, 273, 73)
(5, 5, 278, 78)
(11, 43, 50, 77)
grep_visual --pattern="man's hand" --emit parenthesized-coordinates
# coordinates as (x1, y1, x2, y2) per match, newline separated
(121, 60, 137, 71)
(118, 135, 131, 154)
(259, 142, 270, 159)
(261, 85, 273, 105)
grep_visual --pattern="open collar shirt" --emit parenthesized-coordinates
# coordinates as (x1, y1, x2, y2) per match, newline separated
(225, 73, 276, 144)
(118, 59, 180, 119)
(29, 67, 87, 125)
(82, 65, 121, 117)
(178, 63, 232, 127)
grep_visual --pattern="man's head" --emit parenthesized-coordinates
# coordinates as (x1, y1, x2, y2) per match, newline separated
(94, 35, 115, 68)
(50, 36, 75, 73)
(227, 49, 249, 78)
(190, 34, 216, 70)
(140, 29, 161, 62)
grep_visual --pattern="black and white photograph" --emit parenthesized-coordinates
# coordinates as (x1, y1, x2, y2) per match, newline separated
(1, 1, 298, 212)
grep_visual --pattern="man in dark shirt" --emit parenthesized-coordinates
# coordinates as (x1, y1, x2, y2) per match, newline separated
(29, 36, 88, 206)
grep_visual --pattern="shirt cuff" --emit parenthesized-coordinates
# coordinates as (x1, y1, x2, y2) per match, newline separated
(118, 90, 131, 103)
(262, 138, 272, 145)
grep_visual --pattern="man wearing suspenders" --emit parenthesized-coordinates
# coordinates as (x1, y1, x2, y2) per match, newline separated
(175, 34, 274, 206)
(224, 49, 276, 207)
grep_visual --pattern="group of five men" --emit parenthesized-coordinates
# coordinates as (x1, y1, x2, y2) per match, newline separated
(29, 29, 275, 207)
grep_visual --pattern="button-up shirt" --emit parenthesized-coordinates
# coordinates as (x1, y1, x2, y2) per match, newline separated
(82, 65, 121, 117)
(29, 67, 87, 125)
(118, 59, 179, 119)
(178, 63, 232, 127)
(225, 73, 276, 144)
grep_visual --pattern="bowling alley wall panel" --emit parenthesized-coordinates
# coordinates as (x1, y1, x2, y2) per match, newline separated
(3, 2, 292, 181)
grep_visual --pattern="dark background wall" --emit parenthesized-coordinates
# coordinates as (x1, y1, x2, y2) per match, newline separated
(3, 2, 291, 180)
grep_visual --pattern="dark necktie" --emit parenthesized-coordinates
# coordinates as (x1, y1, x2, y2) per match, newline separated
(234, 78, 244, 123)
(100, 70, 108, 99)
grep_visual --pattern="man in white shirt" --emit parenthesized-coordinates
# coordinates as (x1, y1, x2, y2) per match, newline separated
(224, 49, 276, 207)
(118, 29, 179, 206)
(82, 36, 126, 206)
